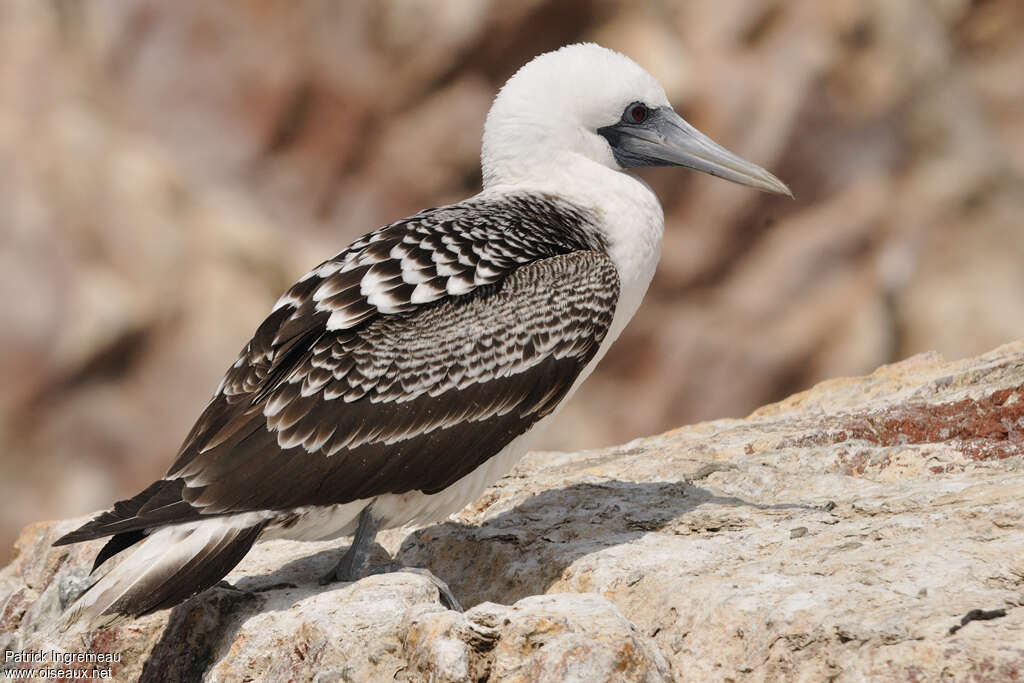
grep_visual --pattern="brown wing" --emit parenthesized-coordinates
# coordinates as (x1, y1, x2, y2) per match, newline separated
(56, 194, 616, 544)
(171, 250, 619, 512)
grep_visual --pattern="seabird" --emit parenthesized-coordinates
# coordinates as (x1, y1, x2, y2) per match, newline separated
(55, 43, 789, 627)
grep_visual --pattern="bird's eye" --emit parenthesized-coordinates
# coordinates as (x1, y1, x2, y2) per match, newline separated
(626, 103, 649, 124)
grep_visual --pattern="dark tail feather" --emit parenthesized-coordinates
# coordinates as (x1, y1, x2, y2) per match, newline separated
(54, 478, 202, 546)
(92, 531, 147, 573)
(62, 518, 265, 631)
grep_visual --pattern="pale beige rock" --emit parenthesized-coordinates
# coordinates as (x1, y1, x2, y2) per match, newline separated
(4, 0, 1024, 552)
(404, 594, 672, 682)
(3, 342, 1022, 681)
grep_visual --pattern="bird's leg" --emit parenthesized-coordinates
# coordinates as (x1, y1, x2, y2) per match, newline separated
(319, 505, 381, 585)
(318, 505, 462, 610)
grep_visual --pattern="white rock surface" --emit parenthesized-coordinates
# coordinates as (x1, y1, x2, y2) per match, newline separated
(6, 0, 1024, 555)
(2, 342, 1023, 680)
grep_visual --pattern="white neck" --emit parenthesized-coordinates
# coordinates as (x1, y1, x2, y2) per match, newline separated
(482, 152, 664, 353)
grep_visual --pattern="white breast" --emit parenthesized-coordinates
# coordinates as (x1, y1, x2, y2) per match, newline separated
(373, 165, 663, 532)
(267, 161, 665, 541)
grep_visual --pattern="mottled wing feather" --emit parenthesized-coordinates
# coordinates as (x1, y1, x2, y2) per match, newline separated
(173, 251, 618, 511)
(56, 194, 615, 542)
(177, 194, 604, 466)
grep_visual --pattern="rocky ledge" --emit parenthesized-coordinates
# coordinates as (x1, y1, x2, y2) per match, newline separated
(2, 342, 1023, 681)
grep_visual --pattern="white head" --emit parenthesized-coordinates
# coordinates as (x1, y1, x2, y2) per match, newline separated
(481, 43, 789, 196)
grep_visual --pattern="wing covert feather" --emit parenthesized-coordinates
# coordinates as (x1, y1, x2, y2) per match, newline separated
(171, 251, 618, 512)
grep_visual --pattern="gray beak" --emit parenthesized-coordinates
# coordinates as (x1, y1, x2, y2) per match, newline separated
(598, 106, 792, 197)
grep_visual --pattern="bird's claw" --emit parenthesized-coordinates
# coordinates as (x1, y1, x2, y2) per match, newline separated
(397, 566, 463, 612)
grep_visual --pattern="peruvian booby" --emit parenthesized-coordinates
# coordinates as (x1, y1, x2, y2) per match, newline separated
(55, 42, 790, 627)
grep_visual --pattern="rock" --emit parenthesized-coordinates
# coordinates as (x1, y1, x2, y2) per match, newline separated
(4, 0, 1024, 553)
(2, 342, 1022, 680)
(404, 595, 672, 682)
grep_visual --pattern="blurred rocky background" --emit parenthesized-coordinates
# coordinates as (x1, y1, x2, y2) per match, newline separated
(1, 0, 1022, 553)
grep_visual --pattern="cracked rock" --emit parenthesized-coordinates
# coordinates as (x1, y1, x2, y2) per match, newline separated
(2, 344, 1024, 680)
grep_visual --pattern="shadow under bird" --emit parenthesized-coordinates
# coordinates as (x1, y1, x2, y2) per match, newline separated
(55, 42, 790, 628)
